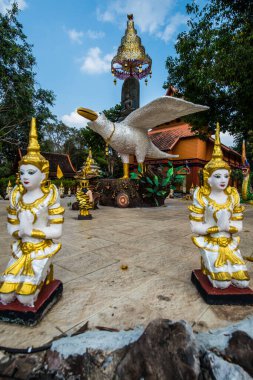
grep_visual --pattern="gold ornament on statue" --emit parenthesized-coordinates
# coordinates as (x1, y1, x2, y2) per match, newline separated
(76, 179, 93, 219)
(19, 118, 49, 180)
(75, 149, 99, 219)
(189, 122, 250, 290)
(0, 118, 64, 309)
(201, 122, 231, 196)
(19, 118, 50, 193)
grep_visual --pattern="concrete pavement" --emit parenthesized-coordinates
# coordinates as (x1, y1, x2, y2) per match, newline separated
(0, 197, 252, 348)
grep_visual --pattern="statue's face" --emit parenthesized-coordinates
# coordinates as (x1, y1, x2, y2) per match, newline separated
(20, 164, 45, 191)
(208, 169, 229, 191)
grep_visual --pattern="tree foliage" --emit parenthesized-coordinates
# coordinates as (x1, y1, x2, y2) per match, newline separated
(164, 0, 253, 144)
(103, 103, 123, 122)
(0, 4, 56, 168)
(41, 122, 75, 153)
(56, 104, 123, 175)
(27, 102, 123, 175)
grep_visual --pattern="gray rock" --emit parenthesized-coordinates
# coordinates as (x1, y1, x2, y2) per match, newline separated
(196, 316, 253, 353)
(115, 319, 200, 380)
(225, 331, 253, 377)
(201, 351, 252, 380)
(0, 353, 45, 379)
(1, 318, 253, 379)
(51, 327, 144, 358)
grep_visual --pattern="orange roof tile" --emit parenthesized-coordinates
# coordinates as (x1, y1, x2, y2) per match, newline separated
(149, 123, 193, 151)
(149, 121, 241, 159)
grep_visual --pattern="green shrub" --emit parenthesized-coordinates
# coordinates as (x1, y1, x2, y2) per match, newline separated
(51, 178, 76, 190)
(0, 177, 78, 198)
(0, 175, 16, 198)
(130, 162, 184, 206)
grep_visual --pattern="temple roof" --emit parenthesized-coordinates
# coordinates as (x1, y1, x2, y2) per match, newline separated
(149, 121, 241, 158)
(18, 149, 76, 178)
(149, 122, 193, 151)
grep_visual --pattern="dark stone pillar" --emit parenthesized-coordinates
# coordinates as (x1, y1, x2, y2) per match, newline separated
(119, 77, 140, 121)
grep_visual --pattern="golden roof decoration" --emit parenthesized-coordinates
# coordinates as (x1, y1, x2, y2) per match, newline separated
(111, 14, 152, 80)
(75, 149, 101, 180)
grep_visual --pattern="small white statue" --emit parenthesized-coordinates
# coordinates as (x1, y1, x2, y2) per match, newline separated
(0, 118, 64, 307)
(5, 180, 13, 200)
(189, 123, 250, 289)
(59, 182, 65, 198)
(77, 96, 208, 178)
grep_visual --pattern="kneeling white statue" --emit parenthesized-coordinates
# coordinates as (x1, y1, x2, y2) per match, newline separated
(0, 118, 64, 307)
(189, 123, 250, 289)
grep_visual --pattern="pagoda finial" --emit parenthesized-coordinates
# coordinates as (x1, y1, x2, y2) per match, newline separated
(111, 14, 152, 81)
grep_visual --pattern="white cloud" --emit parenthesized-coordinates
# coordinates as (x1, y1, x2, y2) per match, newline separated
(158, 13, 188, 42)
(66, 28, 105, 44)
(62, 111, 86, 128)
(67, 28, 84, 44)
(212, 132, 234, 148)
(0, 0, 27, 13)
(96, 0, 179, 36)
(86, 29, 105, 39)
(80, 47, 113, 74)
(96, 8, 115, 22)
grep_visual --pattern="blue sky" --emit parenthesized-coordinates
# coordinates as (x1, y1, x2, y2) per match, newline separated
(1, 0, 234, 146)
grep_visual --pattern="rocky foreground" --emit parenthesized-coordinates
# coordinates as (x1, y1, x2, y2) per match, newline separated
(0, 317, 253, 379)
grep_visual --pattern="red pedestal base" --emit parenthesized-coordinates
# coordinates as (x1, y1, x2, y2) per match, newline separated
(191, 270, 253, 305)
(0, 280, 63, 326)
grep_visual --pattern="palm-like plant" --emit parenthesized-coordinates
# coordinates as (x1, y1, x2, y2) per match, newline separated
(130, 162, 183, 206)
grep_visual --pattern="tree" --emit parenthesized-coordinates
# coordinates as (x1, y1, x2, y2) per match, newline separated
(41, 122, 74, 153)
(72, 104, 123, 176)
(0, 3, 56, 171)
(63, 127, 102, 171)
(39, 103, 123, 176)
(164, 0, 253, 145)
(103, 103, 123, 122)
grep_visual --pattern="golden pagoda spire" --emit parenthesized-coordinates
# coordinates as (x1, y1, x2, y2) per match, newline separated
(202, 122, 230, 192)
(111, 14, 152, 80)
(27, 117, 40, 154)
(76, 148, 101, 180)
(19, 118, 49, 177)
(211, 122, 223, 160)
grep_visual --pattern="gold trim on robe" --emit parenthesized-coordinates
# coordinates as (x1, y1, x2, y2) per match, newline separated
(48, 206, 65, 215)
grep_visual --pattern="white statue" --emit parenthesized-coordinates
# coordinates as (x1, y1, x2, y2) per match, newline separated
(59, 182, 65, 198)
(189, 123, 250, 289)
(77, 96, 208, 178)
(5, 180, 13, 200)
(0, 118, 64, 307)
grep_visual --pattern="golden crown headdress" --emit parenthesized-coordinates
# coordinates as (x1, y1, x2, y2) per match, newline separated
(19, 118, 49, 179)
(202, 122, 230, 192)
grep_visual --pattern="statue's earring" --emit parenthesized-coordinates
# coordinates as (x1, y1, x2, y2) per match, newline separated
(16, 172, 20, 185)
(41, 178, 51, 193)
(16, 172, 25, 193)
